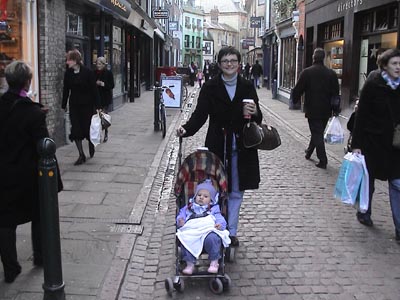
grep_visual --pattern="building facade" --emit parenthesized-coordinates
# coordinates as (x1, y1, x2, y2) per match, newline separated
(305, 0, 399, 108)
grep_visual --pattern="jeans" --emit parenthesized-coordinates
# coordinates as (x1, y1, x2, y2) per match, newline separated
(306, 118, 329, 164)
(389, 179, 400, 233)
(253, 75, 260, 88)
(181, 232, 222, 263)
(228, 150, 244, 236)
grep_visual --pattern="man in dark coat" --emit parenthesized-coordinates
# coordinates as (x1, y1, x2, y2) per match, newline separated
(250, 60, 263, 89)
(176, 46, 263, 247)
(292, 48, 340, 169)
(0, 61, 57, 283)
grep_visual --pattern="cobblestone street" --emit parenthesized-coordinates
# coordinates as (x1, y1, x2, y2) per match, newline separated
(119, 90, 400, 300)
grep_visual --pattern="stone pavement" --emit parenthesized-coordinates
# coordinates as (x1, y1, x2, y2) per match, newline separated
(0, 86, 195, 300)
(118, 87, 400, 300)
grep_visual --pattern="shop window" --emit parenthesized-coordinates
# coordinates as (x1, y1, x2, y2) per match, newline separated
(361, 4, 398, 33)
(66, 12, 83, 36)
(374, 8, 388, 31)
(184, 16, 190, 28)
(361, 13, 372, 33)
(280, 36, 296, 90)
(320, 20, 343, 42)
(112, 25, 123, 97)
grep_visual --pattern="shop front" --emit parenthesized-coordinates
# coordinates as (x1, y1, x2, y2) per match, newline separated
(305, 0, 400, 108)
(0, 0, 38, 99)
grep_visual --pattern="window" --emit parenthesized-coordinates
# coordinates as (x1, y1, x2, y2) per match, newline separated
(66, 12, 83, 36)
(191, 36, 194, 48)
(185, 16, 190, 28)
(280, 36, 296, 90)
(196, 37, 200, 48)
(184, 35, 189, 48)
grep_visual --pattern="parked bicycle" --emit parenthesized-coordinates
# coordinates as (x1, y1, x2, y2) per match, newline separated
(153, 84, 174, 138)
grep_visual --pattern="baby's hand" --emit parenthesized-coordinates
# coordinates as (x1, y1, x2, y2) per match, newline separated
(177, 218, 185, 227)
(215, 223, 222, 230)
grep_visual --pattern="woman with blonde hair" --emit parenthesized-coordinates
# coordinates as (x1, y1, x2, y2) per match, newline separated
(62, 49, 101, 165)
(95, 56, 114, 142)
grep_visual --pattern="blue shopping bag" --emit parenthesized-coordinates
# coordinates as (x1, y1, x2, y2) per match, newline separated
(334, 152, 364, 206)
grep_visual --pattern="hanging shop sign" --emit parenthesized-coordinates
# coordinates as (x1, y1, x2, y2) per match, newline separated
(100, 0, 131, 19)
(250, 17, 262, 28)
(169, 21, 178, 31)
(153, 8, 170, 19)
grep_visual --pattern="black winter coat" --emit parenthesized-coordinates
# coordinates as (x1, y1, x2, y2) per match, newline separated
(95, 69, 115, 107)
(292, 62, 339, 119)
(351, 70, 400, 180)
(0, 92, 49, 226)
(182, 75, 263, 192)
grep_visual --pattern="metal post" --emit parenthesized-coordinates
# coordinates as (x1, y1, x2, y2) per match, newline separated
(37, 138, 65, 300)
(154, 83, 160, 131)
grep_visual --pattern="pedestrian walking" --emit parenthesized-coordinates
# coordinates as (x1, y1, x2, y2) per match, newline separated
(250, 60, 263, 89)
(244, 62, 251, 80)
(292, 48, 340, 169)
(0, 61, 63, 283)
(203, 60, 211, 82)
(95, 56, 115, 143)
(189, 62, 197, 87)
(351, 48, 400, 241)
(176, 46, 263, 247)
(197, 70, 203, 88)
(62, 49, 101, 165)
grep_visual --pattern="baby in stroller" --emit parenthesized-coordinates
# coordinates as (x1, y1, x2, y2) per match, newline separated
(176, 179, 231, 275)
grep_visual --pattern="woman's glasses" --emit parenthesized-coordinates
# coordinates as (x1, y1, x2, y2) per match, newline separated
(220, 59, 239, 65)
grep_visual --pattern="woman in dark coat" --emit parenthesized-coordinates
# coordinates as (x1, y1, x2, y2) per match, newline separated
(62, 49, 100, 165)
(95, 56, 114, 142)
(177, 46, 263, 247)
(352, 48, 400, 242)
(0, 61, 48, 282)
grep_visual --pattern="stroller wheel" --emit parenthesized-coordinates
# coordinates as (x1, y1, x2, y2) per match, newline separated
(165, 278, 174, 296)
(209, 277, 224, 294)
(222, 273, 232, 290)
(173, 277, 185, 293)
(226, 246, 235, 262)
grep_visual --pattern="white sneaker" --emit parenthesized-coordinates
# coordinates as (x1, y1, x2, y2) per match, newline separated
(182, 262, 195, 275)
(207, 260, 219, 274)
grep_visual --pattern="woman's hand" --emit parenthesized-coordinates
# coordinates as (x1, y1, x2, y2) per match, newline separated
(243, 102, 257, 117)
(176, 126, 186, 137)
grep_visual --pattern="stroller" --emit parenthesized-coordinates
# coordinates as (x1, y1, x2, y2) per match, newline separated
(164, 140, 234, 296)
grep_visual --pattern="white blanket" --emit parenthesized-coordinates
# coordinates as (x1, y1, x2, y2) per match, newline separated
(176, 215, 231, 259)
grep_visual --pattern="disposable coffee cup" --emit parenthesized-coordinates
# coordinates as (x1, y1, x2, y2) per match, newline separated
(242, 99, 254, 119)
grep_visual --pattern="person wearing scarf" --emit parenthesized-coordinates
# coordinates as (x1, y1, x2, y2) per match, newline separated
(352, 48, 400, 243)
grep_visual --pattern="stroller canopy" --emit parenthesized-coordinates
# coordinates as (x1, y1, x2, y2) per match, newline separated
(174, 150, 228, 204)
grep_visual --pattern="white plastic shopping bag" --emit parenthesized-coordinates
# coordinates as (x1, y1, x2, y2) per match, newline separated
(90, 113, 101, 147)
(334, 152, 364, 206)
(324, 116, 345, 144)
(354, 155, 369, 213)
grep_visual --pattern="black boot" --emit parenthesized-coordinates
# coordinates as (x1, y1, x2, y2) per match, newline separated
(103, 129, 108, 143)
(74, 140, 86, 165)
(0, 227, 22, 283)
(89, 141, 95, 158)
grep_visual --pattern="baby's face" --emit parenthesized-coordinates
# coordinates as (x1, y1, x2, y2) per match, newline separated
(195, 189, 211, 205)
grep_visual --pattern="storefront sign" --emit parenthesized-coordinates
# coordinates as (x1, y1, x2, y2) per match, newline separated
(153, 9, 170, 19)
(169, 21, 178, 31)
(337, 0, 363, 13)
(100, 0, 131, 19)
(250, 17, 262, 28)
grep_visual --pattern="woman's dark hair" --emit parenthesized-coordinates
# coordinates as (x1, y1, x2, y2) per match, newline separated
(5, 60, 33, 91)
(217, 46, 241, 63)
(377, 48, 400, 69)
(66, 49, 82, 65)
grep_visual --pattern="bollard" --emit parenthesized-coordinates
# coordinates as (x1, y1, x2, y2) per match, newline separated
(272, 79, 277, 99)
(154, 82, 160, 131)
(37, 138, 66, 300)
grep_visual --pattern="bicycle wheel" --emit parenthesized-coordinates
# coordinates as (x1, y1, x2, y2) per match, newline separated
(160, 105, 167, 138)
(182, 85, 188, 102)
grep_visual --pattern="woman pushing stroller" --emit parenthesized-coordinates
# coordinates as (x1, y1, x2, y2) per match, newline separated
(176, 180, 230, 275)
(177, 46, 263, 246)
